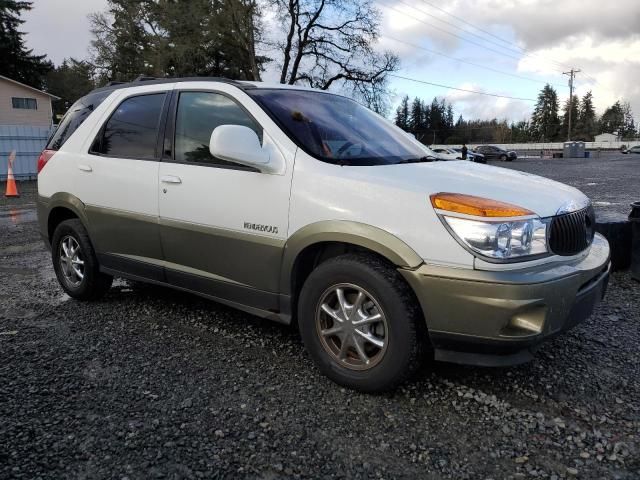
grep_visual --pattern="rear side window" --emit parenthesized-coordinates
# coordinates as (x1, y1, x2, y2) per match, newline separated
(47, 90, 112, 151)
(92, 93, 166, 159)
(174, 91, 262, 166)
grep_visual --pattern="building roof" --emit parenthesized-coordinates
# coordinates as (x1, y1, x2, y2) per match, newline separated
(0, 75, 60, 100)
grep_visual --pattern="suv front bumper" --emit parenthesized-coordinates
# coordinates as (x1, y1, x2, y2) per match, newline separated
(400, 233, 610, 366)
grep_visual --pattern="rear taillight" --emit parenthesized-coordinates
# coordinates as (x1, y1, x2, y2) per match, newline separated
(37, 149, 55, 174)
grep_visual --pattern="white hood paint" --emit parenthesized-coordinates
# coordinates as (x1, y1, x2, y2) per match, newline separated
(344, 161, 589, 219)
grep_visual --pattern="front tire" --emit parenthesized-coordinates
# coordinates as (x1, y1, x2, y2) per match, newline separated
(51, 219, 113, 300)
(298, 253, 424, 392)
(500, 154, 508, 161)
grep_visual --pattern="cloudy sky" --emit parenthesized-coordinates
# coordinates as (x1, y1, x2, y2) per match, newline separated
(23, 0, 640, 122)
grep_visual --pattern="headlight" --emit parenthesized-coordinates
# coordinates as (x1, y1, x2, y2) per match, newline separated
(443, 216, 549, 260)
(430, 192, 549, 261)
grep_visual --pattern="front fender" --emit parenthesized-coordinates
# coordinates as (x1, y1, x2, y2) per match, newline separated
(280, 220, 424, 295)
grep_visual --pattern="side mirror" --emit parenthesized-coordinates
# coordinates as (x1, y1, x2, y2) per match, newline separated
(209, 125, 271, 172)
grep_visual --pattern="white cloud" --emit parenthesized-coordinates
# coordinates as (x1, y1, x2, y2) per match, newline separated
(378, 0, 462, 55)
(443, 84, 532, 121)
(518, 36, 640, 115)
(22, 0, 108, 64)
(379, 0, 640, 120)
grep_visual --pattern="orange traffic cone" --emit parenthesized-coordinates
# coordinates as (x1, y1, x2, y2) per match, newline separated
(5, 150, 19, 197)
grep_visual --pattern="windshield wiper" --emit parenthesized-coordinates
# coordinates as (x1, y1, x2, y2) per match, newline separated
(396, 156, 437, 164)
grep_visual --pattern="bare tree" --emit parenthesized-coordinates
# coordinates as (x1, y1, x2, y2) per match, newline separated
(272, 0, 398, 113)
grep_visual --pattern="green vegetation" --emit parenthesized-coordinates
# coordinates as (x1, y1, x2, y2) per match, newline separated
(395, 85, 638, 144)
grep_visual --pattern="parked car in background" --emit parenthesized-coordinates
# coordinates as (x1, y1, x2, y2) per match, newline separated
(474, 145, 517, 161)
(622, 145, 640, 154)
(452, 148, 486, 164)
(431, 147, 461, 161)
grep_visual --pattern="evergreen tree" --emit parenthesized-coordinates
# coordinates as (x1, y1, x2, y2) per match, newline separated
(429, 97, 444, 143)
(0, 0, 52, 88)
(620, 102, 636, 139)
(46, 59, 96, 118)
(419, 100, 431, 137)
(510, 121, 532, 143)
(394, 95, 409, 130)
(576, 91, 597, 141)
(89, 0, 265, 83)
(560, 94, 579, 140)
(531, 84, 560, 141)
(409, 97, 423, 134)
(599, 101, 625, 135)
(444, 104, 455, 141)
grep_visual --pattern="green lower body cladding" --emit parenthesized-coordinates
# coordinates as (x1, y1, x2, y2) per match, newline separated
(400, 233, 611, 366)
(39, 194, 611, 372)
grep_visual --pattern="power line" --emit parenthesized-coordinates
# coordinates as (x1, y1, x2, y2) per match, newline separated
(388, 74, 538, 101)
(380, 2, 524, 65)
(380, 0, 563, 72)
(413, 0, 572, 71)
(406, 0, 602, 88)
(415, 0, 519, 49)
(396, 0, 560, 67)
(382, 35, 568, 89)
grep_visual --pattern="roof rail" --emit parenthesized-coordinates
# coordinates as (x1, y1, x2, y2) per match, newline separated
(133, 75, 159, 82)
(90, 76, 253, 94)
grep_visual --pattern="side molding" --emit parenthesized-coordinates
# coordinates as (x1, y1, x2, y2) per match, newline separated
(280, 220, 424, 294)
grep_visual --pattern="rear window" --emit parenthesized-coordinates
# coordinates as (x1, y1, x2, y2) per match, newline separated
(91, 93, 166, 159)
(46, 90, 112, 151)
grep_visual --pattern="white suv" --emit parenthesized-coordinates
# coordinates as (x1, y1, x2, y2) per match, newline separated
(37, 78, 610, 391)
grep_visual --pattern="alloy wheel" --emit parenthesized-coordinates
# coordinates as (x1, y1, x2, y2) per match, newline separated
(315, 283, 388, 371)
(59, 235, 85, 288)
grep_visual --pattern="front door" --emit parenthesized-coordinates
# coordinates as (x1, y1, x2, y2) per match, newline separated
(158, 89, 292, 312)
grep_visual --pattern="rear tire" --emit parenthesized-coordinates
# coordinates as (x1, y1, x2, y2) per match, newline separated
(298, 253, 424, 392)
(51, 219, 112, 300)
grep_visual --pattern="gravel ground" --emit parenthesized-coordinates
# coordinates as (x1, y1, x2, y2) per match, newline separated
(1, 182, 639, 479)
(496, 153, 640, 221)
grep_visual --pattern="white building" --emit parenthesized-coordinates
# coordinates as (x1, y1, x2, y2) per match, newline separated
(594, 133, 619, 143)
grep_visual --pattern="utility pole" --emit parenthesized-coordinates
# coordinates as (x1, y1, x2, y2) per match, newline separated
(563, 69, 581, 141)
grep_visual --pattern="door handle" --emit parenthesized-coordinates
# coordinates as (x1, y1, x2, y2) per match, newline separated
(160, 175, 182, 184)
(77, 164, 92, 172)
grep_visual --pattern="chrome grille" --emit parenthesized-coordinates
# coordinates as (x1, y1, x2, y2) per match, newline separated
(548, 206, 595, 256)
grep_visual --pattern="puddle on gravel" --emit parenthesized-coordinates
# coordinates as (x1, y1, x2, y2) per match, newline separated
(0, 208, 37, 226)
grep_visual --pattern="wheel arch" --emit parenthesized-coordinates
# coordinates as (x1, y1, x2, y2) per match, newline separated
(280, 221, 424, 299)
(43, 193, 90, 242)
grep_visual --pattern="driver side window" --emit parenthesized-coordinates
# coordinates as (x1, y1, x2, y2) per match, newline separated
(174, 91, 262, 167)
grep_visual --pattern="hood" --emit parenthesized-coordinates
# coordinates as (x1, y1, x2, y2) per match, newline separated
(345, 161, 589, 218)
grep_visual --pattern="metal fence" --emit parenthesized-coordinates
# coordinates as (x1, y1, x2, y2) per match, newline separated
(432, 141, 640, 151)
(0, 124, 53, 180)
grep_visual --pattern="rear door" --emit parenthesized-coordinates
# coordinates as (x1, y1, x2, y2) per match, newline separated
(157, 84, 294, 311)
(75, 86, 172, 280)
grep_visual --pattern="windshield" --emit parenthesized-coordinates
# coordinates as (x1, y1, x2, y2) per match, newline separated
(248, 89, 431, 166)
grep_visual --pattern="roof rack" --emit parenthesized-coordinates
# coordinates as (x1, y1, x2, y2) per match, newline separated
(91, 76, 253, 94)
(132, 75, 159, 82)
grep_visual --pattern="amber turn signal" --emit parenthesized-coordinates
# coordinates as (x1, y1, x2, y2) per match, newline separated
(430, 192, 535, 217)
